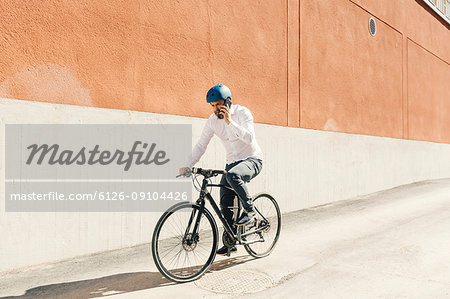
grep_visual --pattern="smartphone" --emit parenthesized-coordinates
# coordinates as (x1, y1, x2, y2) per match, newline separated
(218, 99, 232, 119)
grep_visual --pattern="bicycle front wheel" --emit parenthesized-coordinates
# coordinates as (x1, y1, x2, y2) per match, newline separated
(244, 193, 281, 258)
(152, 203, 218, 282)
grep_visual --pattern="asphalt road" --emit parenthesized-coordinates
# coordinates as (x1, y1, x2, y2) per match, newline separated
(1, 179, 450, 299)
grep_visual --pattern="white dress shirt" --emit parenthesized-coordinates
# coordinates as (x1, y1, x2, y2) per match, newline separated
(188, 104, 263, 167)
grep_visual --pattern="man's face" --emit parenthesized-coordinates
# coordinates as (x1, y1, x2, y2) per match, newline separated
(210, 100, 225, 118)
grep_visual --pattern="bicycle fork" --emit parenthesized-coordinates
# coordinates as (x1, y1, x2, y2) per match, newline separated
(183, 201, 205, 246)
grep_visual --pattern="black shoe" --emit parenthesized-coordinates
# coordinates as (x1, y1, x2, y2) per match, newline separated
(236, 210, 256, 226)
(216, 245, 237, 256)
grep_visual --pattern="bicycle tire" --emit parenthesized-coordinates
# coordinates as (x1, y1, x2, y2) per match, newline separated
(243, 193, 281, 258)
(152, 202, 218, 282)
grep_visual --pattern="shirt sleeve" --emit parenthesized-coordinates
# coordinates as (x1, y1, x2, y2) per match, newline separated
(227, 107, 256, 144)
(188, 119, 214, 167)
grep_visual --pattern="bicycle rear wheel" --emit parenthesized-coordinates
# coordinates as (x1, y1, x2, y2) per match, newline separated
(243, 193, 281, 258)
(152, 203, 218, 282)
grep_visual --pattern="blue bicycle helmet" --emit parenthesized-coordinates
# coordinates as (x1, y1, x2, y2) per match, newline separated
(206, 84, 232, 103)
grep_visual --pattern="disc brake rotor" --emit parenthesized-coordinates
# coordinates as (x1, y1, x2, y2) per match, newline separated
(182, 233, 198, 251)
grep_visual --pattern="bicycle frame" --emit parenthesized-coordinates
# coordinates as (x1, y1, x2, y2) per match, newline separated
(189, 176, 269, 246)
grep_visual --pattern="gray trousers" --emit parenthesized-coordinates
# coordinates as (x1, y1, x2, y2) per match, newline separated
(220, 157, 263, 229)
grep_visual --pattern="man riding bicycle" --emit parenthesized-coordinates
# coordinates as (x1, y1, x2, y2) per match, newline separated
(179, 84, 263, 255)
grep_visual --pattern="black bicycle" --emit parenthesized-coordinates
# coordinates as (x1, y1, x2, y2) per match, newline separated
(151, 167, 281, 282)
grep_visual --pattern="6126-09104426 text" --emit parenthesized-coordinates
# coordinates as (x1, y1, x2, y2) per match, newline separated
(9, 191, 189, 201)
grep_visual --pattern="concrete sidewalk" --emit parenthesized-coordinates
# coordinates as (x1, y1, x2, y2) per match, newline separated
(1, 179, 450, 298)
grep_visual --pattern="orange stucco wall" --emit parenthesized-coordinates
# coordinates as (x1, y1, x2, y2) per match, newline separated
(300, 0, 404, 138)
(0, 0, 449, 142)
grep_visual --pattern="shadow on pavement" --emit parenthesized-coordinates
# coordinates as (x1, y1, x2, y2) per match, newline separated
(0, 255, 254, 299)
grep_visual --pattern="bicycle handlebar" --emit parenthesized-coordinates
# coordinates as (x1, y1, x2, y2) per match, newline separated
(176, 167, 227, 178)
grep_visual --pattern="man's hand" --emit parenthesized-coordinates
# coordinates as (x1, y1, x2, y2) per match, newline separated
(179, 167, 190, 176)
(220, 104, 231, 124)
